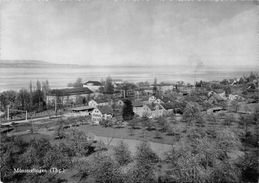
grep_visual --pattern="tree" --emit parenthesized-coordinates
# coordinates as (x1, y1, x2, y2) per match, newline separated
(122, 99, 134, 121)
(153, 78, 158, 96)
(157, 117, 169, 132)
(0, 90, 16, 108)
(84, 152, 123, 183)
(74, 78, 83, 87)
(16, 89, 30, 110)
(66, 129, 93, 156)
(165, 129, 242, 183)
(32, 89, 44, 111)
(224, 86, 231, 97)
(43, 145, 71, 169)
(128, 118, 139, 130)
(126, 142, 159, 183)
(183, 102, 202, 126)
(29, 81, 33, 111)
(42, 80, 50, 101)
(104, 76, 114, 94)
(135, 141, 159, 165)
(113, 141, 132, 166)
(55, 119, 65, 139)
(67, 78, 83, 87)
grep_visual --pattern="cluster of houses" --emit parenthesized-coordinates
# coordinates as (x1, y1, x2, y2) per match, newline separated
(133, 95, 175, 118)
(64, 95, 175, 125)
(45, 79, 258, 125)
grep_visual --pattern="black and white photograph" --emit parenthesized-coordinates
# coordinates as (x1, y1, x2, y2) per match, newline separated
(0, 0, 258, 182)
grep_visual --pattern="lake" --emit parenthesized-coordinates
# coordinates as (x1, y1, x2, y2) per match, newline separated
(0, 65, 257, 91)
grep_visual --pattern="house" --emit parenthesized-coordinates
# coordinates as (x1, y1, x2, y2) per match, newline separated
(154, 98, 164, 104)
(157, 84, 175, 93)
(64, 106, 95, 118)
(144, 104, 166, 118)
(237, 103, 259, 114)
(91, 106, 113, 125)
(207, 92, 227, 105)
(148, 96, 164, 104)
(136, 87, 153, 96)
(83, 81, 102, 92)
(88, 99, 110, 108)
(133, 101, 144, 117)
(148, 96, 157, 103)
(112, 79, 123, 88)
(228, 94, 244, 101)
(160, 103, 174, 113)
(46, 87, 93, 106)
(134, 102, 166, 118)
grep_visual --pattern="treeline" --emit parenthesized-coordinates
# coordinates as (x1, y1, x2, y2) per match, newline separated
(0, 80, 50, 113)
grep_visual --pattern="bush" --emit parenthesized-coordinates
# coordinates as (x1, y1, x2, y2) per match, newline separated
(66, 129, 94, 156)
(100, 119, 113, 127)
(86, 152, 124, 183)
(43, 146, 72, 169)
(135, 141, 159, 165)
(113, 141, 132, 166)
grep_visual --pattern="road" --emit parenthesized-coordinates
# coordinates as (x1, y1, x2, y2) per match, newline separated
(1, 115, 63, 126)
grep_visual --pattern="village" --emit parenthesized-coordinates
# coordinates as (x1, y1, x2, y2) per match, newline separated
(1, 73, 258, 135)
(1, 73, 258, 183)
(44, 74, 258, 128)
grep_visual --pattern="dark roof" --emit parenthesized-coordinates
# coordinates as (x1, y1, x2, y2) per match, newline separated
(161, 97, 172, 103)
(98, 106, 113, 114)
(84, 81, 102, 86)
(48, 87, 93, 96)
(160, 103, 174, 110)
(71, 106, 95, 112)
(94, 98, 110, 103)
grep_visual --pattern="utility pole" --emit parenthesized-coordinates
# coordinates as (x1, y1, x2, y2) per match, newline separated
(7, 105, 10, 121)
(55, 96, 57, 116)
(121, 90, 125, 98)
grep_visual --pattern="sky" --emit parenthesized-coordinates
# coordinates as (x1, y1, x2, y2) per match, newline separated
(0, 0, 258, 66)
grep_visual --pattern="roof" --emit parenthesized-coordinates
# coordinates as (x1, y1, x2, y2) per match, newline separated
(161, 96, 172, 103)
(237, 103, 259, 114)
(94, 98, 110, 103)
(48, 87, 93, 96)
(145, 103, 164, 111)
(209, 92, 226, 101)
(160, 103, 174, 110)
(84, 81, 102, 86)
(71, 106, 95, 112)
(135, 87, 153, 91)
(133, 100, 144, 107)
(97, 106, 113, 114)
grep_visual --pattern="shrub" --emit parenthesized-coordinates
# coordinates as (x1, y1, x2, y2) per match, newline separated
(86, 152, 124, 183)
(135, 141, 159, 165)
(113, 141, 132, 166)
(43, 146, 72, 169)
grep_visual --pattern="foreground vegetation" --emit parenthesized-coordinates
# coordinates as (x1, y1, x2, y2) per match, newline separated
(1, 111, 258, 183)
